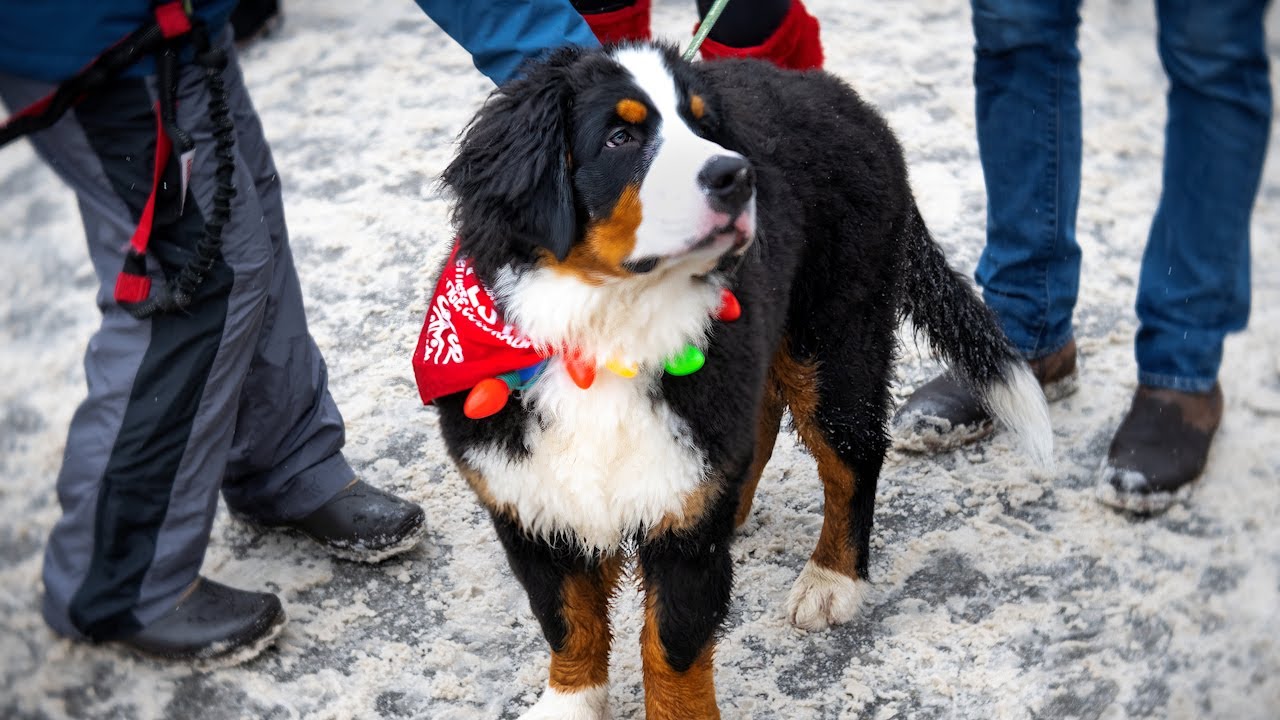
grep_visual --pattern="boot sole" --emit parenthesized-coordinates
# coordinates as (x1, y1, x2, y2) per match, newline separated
(1094, 463, 1194, 515)
(116, 608, 287, 669)
(304, 512, 428, 564)
(230, 509, 427, 564)
(892, 416, 994, 453)
(193, 611, 288, 670)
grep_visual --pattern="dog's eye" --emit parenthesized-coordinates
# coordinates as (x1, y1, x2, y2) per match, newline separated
(606, 128, 633, 148)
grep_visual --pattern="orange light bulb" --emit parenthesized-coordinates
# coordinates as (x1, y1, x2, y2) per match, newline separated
(564, 352, 596, 389)
(463, 377, 511, 419)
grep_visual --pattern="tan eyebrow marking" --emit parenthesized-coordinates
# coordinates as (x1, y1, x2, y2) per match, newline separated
(616, 98, 647, 124)
(690, 94, 706, 119)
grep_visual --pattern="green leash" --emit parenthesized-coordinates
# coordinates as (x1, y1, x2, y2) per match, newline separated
(682, 0, 733, 61)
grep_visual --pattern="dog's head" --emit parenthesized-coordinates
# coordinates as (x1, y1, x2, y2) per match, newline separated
(442, 43, 756, 285)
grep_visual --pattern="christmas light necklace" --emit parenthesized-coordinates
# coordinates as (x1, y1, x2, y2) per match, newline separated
(462, 287, 742, 418)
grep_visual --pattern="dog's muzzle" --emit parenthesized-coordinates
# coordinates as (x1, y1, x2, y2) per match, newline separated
(623, 154, 757, 275)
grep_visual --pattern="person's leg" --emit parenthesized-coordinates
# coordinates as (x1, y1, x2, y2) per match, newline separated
(1098, 0, 1271, 513)
(696, 0, 824, 71)
(213, 32, 424, 560)
(214, 43, 354, 524)
(1137, 0, 1270, 392)
(972, 0, 1083, 358)
(0, 58, 284, 646)
(893, 0, 1082, 452)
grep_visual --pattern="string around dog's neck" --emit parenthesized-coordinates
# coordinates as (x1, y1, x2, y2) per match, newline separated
(458, 275, 743, 419)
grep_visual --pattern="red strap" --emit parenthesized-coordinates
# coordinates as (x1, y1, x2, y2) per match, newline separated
(154, 2, 193, 40)
(113, 102, 172, 305)
(114, 271, 152, 303)
(129, 102, 173, 254)
(11, 93, 53, 123)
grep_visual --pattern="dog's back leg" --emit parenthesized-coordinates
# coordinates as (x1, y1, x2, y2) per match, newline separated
(773, 335, 893, 631)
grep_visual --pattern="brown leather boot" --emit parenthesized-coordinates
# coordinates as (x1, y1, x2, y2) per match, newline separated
(892, 339, 1078, 453)
(1095, 384, 1224, 514)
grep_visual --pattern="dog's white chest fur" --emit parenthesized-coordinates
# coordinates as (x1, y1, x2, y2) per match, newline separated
(462, 264, 723, 551)
(466, 367, 706, 550)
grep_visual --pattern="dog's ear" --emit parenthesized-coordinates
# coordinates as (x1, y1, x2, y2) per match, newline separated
(442, 48, 581, 276)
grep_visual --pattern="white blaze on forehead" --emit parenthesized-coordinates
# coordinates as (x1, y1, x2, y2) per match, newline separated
(611, 46, 742, 260)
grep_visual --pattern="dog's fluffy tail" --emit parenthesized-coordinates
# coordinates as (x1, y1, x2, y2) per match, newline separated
(899, 207, 1054, 468)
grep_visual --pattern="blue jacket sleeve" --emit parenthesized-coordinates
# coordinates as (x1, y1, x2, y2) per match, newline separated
(414, 0, 601, 86)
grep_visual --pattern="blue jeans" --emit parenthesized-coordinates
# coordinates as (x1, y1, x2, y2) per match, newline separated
(970, 0, 1272, 392)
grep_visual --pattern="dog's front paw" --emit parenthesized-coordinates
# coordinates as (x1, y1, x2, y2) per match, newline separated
(786, 561, 869, 631)
(519, 684, 610, 720)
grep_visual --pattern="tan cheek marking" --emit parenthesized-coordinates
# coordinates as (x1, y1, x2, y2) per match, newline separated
(690, 94, 706, 120)
(550, 184, 643, 283)
(616, 98, 648, 124)
(586, 185, 643, 265)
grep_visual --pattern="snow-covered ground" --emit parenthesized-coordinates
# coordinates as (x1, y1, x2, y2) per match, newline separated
(2, 1, 1278, 718)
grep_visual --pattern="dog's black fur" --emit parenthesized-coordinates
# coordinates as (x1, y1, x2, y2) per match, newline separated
(432, 43, 1043, 715)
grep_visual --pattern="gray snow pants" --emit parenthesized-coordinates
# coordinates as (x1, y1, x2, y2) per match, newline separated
(0, 32, 355, 641)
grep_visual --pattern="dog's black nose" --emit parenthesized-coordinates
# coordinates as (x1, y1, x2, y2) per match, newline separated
(698, 155, 755, 213)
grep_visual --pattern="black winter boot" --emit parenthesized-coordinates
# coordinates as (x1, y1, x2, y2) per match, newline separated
(892, 339, 1079, 453)
(256, 479, 427, 563)
(119, 577, 284, 665)
(1095, 384, 1223, 514)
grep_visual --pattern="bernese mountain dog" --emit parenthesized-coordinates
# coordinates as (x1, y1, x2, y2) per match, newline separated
(425, 42, 1052, 719)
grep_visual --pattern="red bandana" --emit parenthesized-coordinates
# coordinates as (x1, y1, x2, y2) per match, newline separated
(413, 246, 546, 405)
